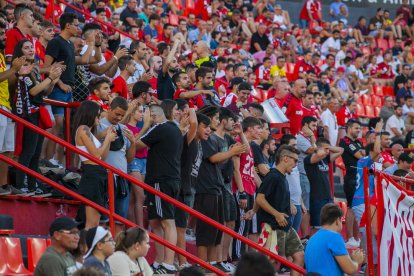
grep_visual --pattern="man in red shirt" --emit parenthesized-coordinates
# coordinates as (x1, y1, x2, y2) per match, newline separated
(158, 23, 174, 44)
(112, 56, 135, 100)
(310, 53, 321, 77)
(292, 50, 313, 81)
(299, 0, 322, 28)
(336, 99, 357, 128)
(35, 21, 55, 65)
(256, 57, 272, 90)
(232, 116, 262, 261)
(378, 131, 394, 169)
(215, 64, 234, 97)
(5, 4, 34, 63)
(280, 79, 307, 135)
(376, 51, 395, 82)
(172, 71, 213, 109)
(86, 77, 112, 112)
(302, 91, 319, 119)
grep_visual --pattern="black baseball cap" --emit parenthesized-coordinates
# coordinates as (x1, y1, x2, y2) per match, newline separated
(399, 152, 414, 163)
(49, 217, 83, 236)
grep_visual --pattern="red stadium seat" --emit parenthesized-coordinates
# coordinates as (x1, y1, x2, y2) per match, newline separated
(0, 238, 10, 274)
(356, 104, 365, 117)
(46, 239, 51, 247)
(374, 106, 381, 117)
(376, 38, 388, 52)
(0, 237, 31, 274)
(371, 95, 383, 107)
(383, 86, 394, 96)
(388, 39, 395, 49)
(361, 94, 371, 106)
(365, 106, 375, 118)
(27, 238, 48, 272)
(373, 85, 383, 96)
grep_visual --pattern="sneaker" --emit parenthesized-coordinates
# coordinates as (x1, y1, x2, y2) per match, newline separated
(185, 228, 196, 241)
(31, 187, 52, 197)
(345, 237, 360, 249)
(212, 262, 231, 273)
(63, 172, 81, 182)
(154, 264, 177, 274)
(359, 263, 367, 274)
(223, 261, 236, 274)
(278, 264, 291, 274)
(0, 185, 11, 195)
(6, 185, 28, 195)
(20, 187, 36, 196)
(178, 262, 192, 270)
(40, 159, 64, 174)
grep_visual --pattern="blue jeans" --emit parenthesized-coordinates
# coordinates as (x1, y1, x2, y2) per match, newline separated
(290, 204, 302, 233)
(48, 86, 72, 116)
(299, 19, 309, 29)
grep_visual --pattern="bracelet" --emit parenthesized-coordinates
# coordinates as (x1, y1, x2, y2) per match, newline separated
(113, 55, 118, 61)
(47, 76, 54, 82)
(239, 191, 247, 200)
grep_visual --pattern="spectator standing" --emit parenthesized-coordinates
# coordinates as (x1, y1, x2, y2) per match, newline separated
(34, 217, 81, 276)
(305, 204, 364, 276)
(127, 40, 149, 84)
(134, 104, 183, 274)
(304, 137, 343, 234)
(280, 79, 306, 136)
(112, 56, 136, 100)
(321, 97, 340, 146)
(157, 39, 181, 100)
(299, 0, 322, 29)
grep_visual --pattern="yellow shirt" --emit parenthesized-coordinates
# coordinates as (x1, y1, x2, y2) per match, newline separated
(270, 65, 286, 84)
(0, 53, 11, 110)
(195, 56, 210, 68)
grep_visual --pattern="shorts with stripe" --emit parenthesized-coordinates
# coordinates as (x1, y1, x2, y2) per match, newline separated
(232, 192, 257, 260)
(146, 180, 180, 220)
(0, 106, 15, 153)
(194, 193, 224, 246)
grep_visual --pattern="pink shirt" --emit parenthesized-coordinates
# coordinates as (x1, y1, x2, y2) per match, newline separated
(126, 124, 148, 159)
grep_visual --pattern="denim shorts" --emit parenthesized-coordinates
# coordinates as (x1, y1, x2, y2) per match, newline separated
(48, 86, 72, 116)
(127, 158, 146, 174)
(310, 198, 333, 227)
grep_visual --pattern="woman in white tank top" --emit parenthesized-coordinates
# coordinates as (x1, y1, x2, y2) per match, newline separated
(73, 101, 116, 229)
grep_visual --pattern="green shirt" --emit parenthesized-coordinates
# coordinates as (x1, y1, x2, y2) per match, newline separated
(34, 247, 77, 276)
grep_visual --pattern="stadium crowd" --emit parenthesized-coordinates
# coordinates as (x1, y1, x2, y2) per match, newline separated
(1, 0, 414, 275)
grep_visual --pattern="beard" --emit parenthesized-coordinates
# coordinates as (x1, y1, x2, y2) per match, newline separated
(168, 67, 180, 74)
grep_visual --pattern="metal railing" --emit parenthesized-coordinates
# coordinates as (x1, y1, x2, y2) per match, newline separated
(0, 108, 307, 274)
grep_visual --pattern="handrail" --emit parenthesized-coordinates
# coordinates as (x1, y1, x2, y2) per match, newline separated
(0, 108, 307, 274)
(55, 0, 158, 52)
(363, 167, 374, 276)
(0, 154, 226, 275)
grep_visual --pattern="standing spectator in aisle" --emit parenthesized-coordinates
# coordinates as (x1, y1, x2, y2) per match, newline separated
(280, 79, 306, 135)
(385, 105, 406, 142)
(34, 217, 81, 276)
(232, 117, 262, 261)
(299, 0, 322, 29)
(157, 39, 181, 100)
(196, 105, 248, 270)
(304, 137, 343, 234)
(297, 116, 318, 240)
(74, 100, 114, 229)
(112, 56, 136, 100)
(43, 13, 93, 168)
(97, 97, 136, 233)
(5, 4, 34, 63)
(175, 111, 209, 269)
(10, 39, 63, 195)
(246, 145, 304, 276)
(339, 120, 364, 248)
(250, 24, 270, 54)
(120, 0, 139, 30)
(134, 104, 183, 274)
(321, 97, 340, 146)
(0, 22, 26, 195)
(305, 204, 365, 276)
(280, 134, 305, 234)
(380, 96, 396, 125)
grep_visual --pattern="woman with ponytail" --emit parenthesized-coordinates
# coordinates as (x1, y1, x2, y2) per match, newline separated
(107, 227, 153, 276)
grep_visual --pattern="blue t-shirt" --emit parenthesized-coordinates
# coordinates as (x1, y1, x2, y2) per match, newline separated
(352, 156, 375, 207)
(305, 228, 348, 276)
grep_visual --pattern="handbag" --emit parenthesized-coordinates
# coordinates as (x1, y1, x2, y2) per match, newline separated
(115, 176, 129, 199)
(38, 105, 53, 129)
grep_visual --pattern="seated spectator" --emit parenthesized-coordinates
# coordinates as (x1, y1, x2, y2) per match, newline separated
(34, 217, 82, 276)
(235, 252, 276, 276)
(383, 152, 413, 175)
(107, 227, 153, 275)
(305, 203, 365, 275)
(385, 105, 406, 142)
(83, 226, 114, 274)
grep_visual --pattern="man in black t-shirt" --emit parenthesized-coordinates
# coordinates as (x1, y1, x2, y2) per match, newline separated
(304, 138, 343, 235)
(339, 120, 364, 248)
(250, 24, 270, 54)
(175, 111, 211, 268)
(157, 39, 181, 100)
(252, 119, 271, 180)
(136, 105, 183, 274)
(246, 145, 304, 275)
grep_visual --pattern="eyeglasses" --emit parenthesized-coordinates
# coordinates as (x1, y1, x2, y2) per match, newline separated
(102, 238, 115, 244)
(59, 230, 80, 236)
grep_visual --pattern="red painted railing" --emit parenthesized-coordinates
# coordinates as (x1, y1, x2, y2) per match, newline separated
(0, 108, 307, 274)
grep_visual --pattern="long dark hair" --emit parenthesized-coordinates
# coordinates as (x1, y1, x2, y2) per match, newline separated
(72, 101, 101, 143)
(12, 39, 33, 61)
(160, 99, 177, 121)
(114, 227, 148, 252)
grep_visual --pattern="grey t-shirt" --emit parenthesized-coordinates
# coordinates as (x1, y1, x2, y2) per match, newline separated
(34, 247, 77, 276)
(296, 132, 312, 175)
(98, 117, 131, 173)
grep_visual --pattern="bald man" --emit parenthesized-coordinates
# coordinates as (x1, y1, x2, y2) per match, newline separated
(279, 79, 307, 135)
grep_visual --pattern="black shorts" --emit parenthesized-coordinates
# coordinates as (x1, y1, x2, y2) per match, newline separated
(175, 193, 195, 228)
(222, 185, 237, 222)
(343, 174, 357, 208)
(146, 180, 180, 220)
(194, 194, 224, 246)
(78, 164, 108, 207)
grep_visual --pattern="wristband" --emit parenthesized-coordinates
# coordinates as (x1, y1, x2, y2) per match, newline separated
(113, 55, 118, 61)
(47, 76, 54, 82)
(239, 191, 247, 200)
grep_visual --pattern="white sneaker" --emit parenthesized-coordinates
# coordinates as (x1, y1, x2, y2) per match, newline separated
(223, 262, 236, 274)
(178, 262, 192, 270)
(345, 237, 360, 249)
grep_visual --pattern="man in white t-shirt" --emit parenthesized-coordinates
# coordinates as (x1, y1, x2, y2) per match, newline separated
(320, 30, 340, 57)
(385, 105, 406, 141)
(320, 97, 340, 146)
